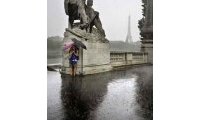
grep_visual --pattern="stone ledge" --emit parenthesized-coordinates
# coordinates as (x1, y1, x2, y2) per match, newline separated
(61, 64, 112, 75)
(141, 40, 153, 44)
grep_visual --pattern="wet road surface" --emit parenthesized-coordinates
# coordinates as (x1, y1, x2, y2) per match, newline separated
(48, 65, 153, 120)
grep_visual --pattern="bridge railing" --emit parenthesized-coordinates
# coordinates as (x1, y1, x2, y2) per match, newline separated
(110, 51, 148, 67)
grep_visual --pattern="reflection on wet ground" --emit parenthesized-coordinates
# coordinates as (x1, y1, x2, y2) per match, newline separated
(48, 65, 153, 120)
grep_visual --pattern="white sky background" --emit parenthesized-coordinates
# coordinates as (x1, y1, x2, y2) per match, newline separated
(47, 0, 143, 41)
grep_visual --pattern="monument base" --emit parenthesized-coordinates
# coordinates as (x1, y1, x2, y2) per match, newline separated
(61, 27, 112, 75)
(141, 40, 153, 64)
(61, 63, 112, 75)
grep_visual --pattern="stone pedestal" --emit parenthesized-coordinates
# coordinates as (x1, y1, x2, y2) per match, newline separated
(141, 40, 153, 64)
(140, 0, 153, 64)
(61, 27, 112, 75)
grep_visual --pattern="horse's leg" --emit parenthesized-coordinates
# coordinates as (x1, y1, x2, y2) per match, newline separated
(68, 18, 72, 29)
(69, 17, 74, 29)
(89, 23, 93, 33)
(79, 18, 89, 31)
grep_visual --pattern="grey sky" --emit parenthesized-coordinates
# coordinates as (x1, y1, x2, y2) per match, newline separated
(47, 0, 143, 41)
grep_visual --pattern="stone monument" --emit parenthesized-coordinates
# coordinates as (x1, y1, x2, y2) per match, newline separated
(61, 0, 112, 75)
(141, 0, 153, 64)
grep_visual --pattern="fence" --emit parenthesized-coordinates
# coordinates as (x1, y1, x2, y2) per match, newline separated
(110, 52, 148, 67)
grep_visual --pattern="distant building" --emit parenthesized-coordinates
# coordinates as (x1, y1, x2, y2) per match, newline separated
(110, 15, 141, 53)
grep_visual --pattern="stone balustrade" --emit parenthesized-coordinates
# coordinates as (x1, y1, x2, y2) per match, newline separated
(110, 52, 148, 67)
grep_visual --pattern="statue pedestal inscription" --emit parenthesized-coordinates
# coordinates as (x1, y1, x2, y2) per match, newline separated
(61, 27, 112, 75)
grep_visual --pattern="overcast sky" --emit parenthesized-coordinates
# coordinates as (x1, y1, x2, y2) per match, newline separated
(47, 0, 143, 42)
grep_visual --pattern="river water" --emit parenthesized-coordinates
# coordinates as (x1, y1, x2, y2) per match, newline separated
(47, 58, 62, 65)
(47, 64, 153, 120)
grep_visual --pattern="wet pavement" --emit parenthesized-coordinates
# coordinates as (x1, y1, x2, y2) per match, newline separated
(47, 65, 153, 120)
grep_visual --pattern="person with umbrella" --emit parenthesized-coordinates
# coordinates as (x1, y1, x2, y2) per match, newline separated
(68, 45, 79, 76)
(64, 38, 87, 76)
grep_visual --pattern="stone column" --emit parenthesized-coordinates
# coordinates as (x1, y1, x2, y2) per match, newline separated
(141, 0, 153, 64)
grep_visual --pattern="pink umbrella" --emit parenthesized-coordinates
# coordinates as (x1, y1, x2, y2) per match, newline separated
(63, 41, 74, 51)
